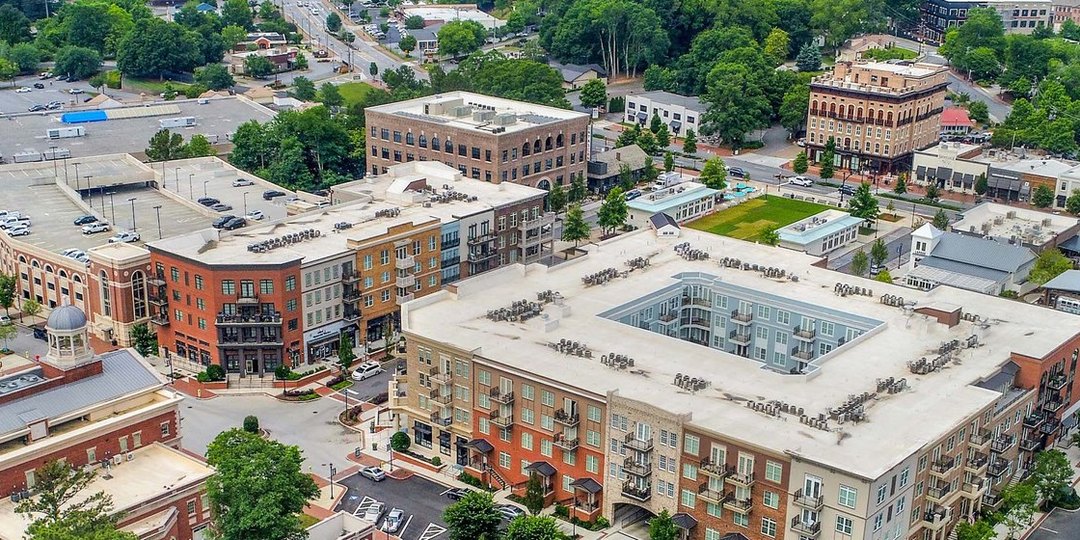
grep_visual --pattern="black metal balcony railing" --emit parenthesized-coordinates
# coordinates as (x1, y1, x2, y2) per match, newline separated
(218, 335, 284, 347)
(791, 346, 814, 361)
(930, 455, 958, 475)
(554, 409, 580, 426)
(150, 313, 170, 326)
(729, 329, 752, 344)
(991, 435, 1014, 454)
(621, 481, 651, 502)
(553, 435, 579, 451)
(791, 517, 821, 536)
(730, 309, 753, 323)
(681, 295, 712, 308)
(1047, 373, 1068, 391)
(343, 309, 362, 322)
(794, 488, 824, 509)
(215, 312, 283, 325)
(623, 457, 652, 477)
(341, 270, 360, 283)
(441, 237, 460, 250)
(966, 452, 988, 471)
(623, 432, 653, 453)
(1043, 398, 1064, 413)
(988, 458, 1008, 477)
(1020, 437, 1044, 452)
(725, 469, 754, 487)
(970, 429, 992, 447)
(490, 388, 514, 404)
(793, 326, 816, 340)
(343, 289, 361, 302)
(1024, 412, 1046, 429)
(700, 458, 729, 478)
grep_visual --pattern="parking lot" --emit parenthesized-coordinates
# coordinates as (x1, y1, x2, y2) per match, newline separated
(337, 472, 451, 540)
(161, 158, 297, 223)
(1029, 507, 1080, 540)
(0, 76, 106, 116)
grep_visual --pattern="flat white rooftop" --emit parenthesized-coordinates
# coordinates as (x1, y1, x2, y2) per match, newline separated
(365, 91, 587, 135)
(400, 4, 505, 28)
(953, 202, 1079, 246)
(403, 228, 1078, 479)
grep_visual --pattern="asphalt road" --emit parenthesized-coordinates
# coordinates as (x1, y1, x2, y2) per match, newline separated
(337, 472, 451, 540)
(1028, 506, 1080, 540)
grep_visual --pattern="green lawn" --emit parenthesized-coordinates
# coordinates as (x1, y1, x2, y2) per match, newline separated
(121, 77, 192, 95)
(687, 195, 835, 242)
(337, 82, 376, 106)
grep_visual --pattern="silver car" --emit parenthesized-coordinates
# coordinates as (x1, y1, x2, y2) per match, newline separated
(362, 501, 385, 524)
(383, 508, 404, 533)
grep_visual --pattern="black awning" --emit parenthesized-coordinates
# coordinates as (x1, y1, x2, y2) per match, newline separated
(525, 461, 557, 477)
(413, 422, 432, 434)
(672, 513, 698, 530)
(926, 167, 937, 179)
(670, 120, 682, 129)
(916, 165, 926, 178)
(962, 173, 975, 187)
(636, 112, 647, 120)
(439, 431, 451, 442)
(936, 166, 953, 180)
(570, 477, 603, 494)
(465, 438, 494, 453)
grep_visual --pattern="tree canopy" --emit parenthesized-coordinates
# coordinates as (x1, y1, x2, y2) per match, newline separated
(437, 20, 486, 58)
(1029, 249, 1074, 285)
(443, 491, 502, 540)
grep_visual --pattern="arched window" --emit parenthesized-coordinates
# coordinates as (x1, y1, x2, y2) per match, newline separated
(886, 111, 893, 123)
(99, 271, 111, 317)
(418, 134, 428, 148)
(73, 275, 82, 283)
(44, 265, 53, 274)
(829, 103, 836, 114)
(17, 255, 25, 264)
(444, 139, 453, 153)
(811, 100, 818, 113)
(31, 260, 39, 268)
(59, 270, 67, 279)
(556, 134, 564, 148)
(877, 110, 884, 121)
(857, 107, 863, 120)
(431, 136, 439, 151)
(533, 140, 542, 154)
(522, 142, 531, 157)
(131, 270, 147, 319)
(847, 105, 854, 118)
(545, 137, 553, 151)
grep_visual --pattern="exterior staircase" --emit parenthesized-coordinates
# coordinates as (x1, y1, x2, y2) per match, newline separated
(484, 464, 508, 491)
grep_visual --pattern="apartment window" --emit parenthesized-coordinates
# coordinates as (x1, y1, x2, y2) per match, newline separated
(586, 430, 601, 447)
(541, 439, 552, 457)
(763, 490, 779, 508)
(705, 529, 721, 540)
(839, 485, 857, 508)
(836, 516, 853, 535)
(86, 447, 97, 463)
(499, 452, 511, 468)
(541, 414, 553, 431)
(733, 512, 749, 527)
(761, 517, 777, 538)
(877, 484, 888, 504)
(521, 432, 533, 450)
(684, 434, 700, 455)
(541, 390, 554, 406)
(221, 280, 235, 295)
(764, 461, 783, 482)
(586, 455, 599, 474)
(587, 405, 601, 422)
(899, 467, 910, 487)
(874, 513, 883, 531)
(682, 489, 697, 508)
(259, 279, 274, 294)
(284, 275, 295, 291)
(521, 408, 535, 424)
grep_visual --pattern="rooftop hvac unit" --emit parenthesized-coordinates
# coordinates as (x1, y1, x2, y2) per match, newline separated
(450, 105, 473, 117)
(13, 151, 42, 163)
(1006, 210, 1017, 219)
(1043, 218, 1053, 227)
(493, 113, 517, 126)
(112, 455, 122, 465)
(981, 222, 992, 234)
(159, 116, 197, 129)
(126, 452, 134, 461)
(473, 110, 495, 122)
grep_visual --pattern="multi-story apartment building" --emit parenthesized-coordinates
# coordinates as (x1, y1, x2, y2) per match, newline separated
(0, 304, 210, 540)
(393, 226, 1080, 540)
(806, 61, 948, 175)
(921, 0, 1054, 43)
(365, 92, 591, 189)
(624, 91, 706, 136)
(149, 162, 549, 376)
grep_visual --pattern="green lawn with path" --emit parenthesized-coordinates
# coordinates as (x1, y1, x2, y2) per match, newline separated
(337, 82, 376, 106)
(687, 195, 836, 242)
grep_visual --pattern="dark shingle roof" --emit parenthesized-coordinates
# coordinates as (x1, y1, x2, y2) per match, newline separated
(930, 232, 1035, 273)
(650, 212, 679, 230)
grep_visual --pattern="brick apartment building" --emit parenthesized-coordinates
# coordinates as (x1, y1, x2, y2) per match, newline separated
(806, 61, 948, 175)
(364, 92, 591, 189)
(392, 227, 1080, 540)
(920, 0, 1054, 43)
(0, 305, 210, 540)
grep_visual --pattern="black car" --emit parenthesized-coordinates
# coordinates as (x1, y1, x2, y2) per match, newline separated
(727, 166, 748, 178)
(197, 197, 220, 206)
(33, 83, 44, 89)
(73, 215, 98, 225)
(27, 104, 45, 112)
(313, 189, 330, 197)
(446, 487, 476, 500)
(263, 190, 286, 200)
(32, 327, 47, 340)
(838, 184, 856, 196)
(222, 217, 246, 230)
(212, 215, 236, 229)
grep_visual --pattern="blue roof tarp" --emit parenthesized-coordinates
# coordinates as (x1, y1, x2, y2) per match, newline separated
(61, 110, 107, 124)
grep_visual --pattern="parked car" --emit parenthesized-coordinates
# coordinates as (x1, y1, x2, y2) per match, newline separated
(446, 487, 475, 500)
(7, 226, 30, 237)
(73, 215, 98, 225)
(496, 504, 526, 521)
(0, 315, 11, 325)
(263, 190, 286, 200)
(245, 210, 264, 221)
(27, 104, 45, 112)
(789, 176, 814, 187)
(211, 203, 233, 212)
(33, 327, 47, 340)
(15, 87, 30, 93)
(351, 360, 384, 381)
(359, 466, 386, 482)
(212, 215, 236, 229)
(316, 200, 331, 208)
(625, 189, 642, 200)
(361, 501, 385, 524)
(46, 101, 62, 110)
(1, 216, 30, 228)
(727, 166, 748, 178)
(838, 184, 856, 197)
(197, 197, 219, 206)
(232, 178, 254, 187)
(33, 83, 44, 89)
(383, 509, 405, 533)
(108, 231, 141, 243)
(82, 222, 110, 234)
(61, 248, 86, 259)
(222, 216, 246, 230)
(68, 88, 84, 95)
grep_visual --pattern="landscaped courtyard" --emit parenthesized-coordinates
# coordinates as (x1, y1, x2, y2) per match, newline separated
(688, 195, 835, 242)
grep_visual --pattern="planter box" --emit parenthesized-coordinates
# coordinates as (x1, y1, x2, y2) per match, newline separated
(394, 450, 445, 473)
(272, 368, 329, 389)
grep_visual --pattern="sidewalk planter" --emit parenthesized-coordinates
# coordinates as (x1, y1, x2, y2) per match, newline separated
(394, 450, 446, 473)
(272, 366, 329, 389)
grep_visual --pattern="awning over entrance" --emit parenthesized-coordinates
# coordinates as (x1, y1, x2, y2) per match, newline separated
(636, 112, 647, 121)
(670, 121, 682, 130)
(570, 477, 603, 494)
(720, 533, 750, 540)
(525, 461, 557, 477)
(465, 438, 494, 453)
(672, 513, 698, 530)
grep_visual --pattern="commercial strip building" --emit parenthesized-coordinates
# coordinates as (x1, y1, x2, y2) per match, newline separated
(777, 209, 864, 256)
(624, 91, 705, 136)
(0, 305, 205, 540)
(392, 226, 1080, 540)
(806, 61, 948, 175)
(950, 202, 1080, 251)
(364, 92, 590, 189)
(626, 182, 719, 228)
(1041, 270, 1080, 314)
(147, 161, 549, 376)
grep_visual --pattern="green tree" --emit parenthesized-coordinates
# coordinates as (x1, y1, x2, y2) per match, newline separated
(597, 187, 628, 235)
(145, 129, 186, 161)
(568, 172, 587, 203)
(780, 83, 810, 134)
(875, 269, 893, 283)
(1031, 450, 1073, 508)
(795, 43, 821, 72)
(53, 46, 102, 80)
(221, 24, 248, 50)
(8, 43, 41, 74)
(325, 11, 341, 32)
(116, 19, 202, 79)
(848, 182, 880, 225)
(0, 4, 31, 44)
(999, 482, 1037, 539)
(763, 27, 790, 66)
(338, 332, 356, 371)
(293, 52, 308, 71)
(561, 204, 590, 247)
(761, 226, 780, 246)
(205, 429, 319, 540)
(319, 82, 343, 108)
(547, 182, 567, 215)
(616, 123, 640, 148)
(291, 76, 316, 101)
(643, 156, 659, 183)
(654, 123, 671, 149)
(22, 298, 40, 323)
(369, 61, 378, 76)
(390, 431, 411, 452)
(955, 521, 995, 540)
(522, 472, 544, 515)
(444, 491, 503, 540)
(648, 509, 678, 540)
(242, 415, 259, 434)
(967, 100, 989, 123)
(893, 176, 907, 194)
(819, 137, 835, 179)
(682, 129, 697, 154)
(699, 157, 727, 190)
(1066, 190, 1080, 215)
(130, 323, 158, 357)
(398, 34, 417, 56)
(195, 63, 235, 90)
(404, 15, 425, 29)
(974, 173, 987, 196)
(0, 57, 16, 87)
(221, 0, 254, 29)
(16, 460, 135, 540)
(0, 273, 15, 315)
(437, 20, 486, 58)
(542, 0, 668, 78)
(649, 112, 663, 134)
(0, 320, 17, 349)
(701, 62, 772, 149)
(1033, 184, 1054, 208)
(1030, 249, 1074, 285)
(244, 55, 274, 78)
(851, 249, 869, 277)
(932, 208, 950, 229)
(664, 152, 675, 173)
(793, 151, 808, 174)
(870, 238, 888, 269)
(185, 134, 215, 158)
(579, 78, 607, 109)
(636, 130, 659, 155)
(504, 515, 567, 540)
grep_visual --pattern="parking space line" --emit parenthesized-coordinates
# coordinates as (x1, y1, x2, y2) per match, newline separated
(353, 495, 377, 516)
(1041, 527, 1059, 534)
(398, 515, 413, 537)
(417, 523, 446, 540)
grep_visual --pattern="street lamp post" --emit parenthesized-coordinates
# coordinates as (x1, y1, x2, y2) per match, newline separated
(128, 197, 137, 231)
(107, 192, 116, 225)
(49, 146, 57, 179)
(188, 174, 195, 199)
(323, 463, 336, 498)
(203, 180, 210, 199)
(243, 192, 249, 215)
(153, 205, 163, 239)
(174, 167, 180, 191)
(73, 162, 81, 191)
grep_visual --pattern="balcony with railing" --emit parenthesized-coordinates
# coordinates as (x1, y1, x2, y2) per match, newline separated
(965, 452, 988, 475)
(991, 435, 1014, 454)
(1047, 372, 1068, 391)
(236, 293, 259, 305)
(429, 412, 451, 426)
(793, 488, 824, 510)
(150, 313, 170, 326)
(148, 290, 169, 307)
(793, 326, 817, 341)
(722, 492, 752, 514)
(729, 329, 752, 345)
(491, 412, 514, 429)
(343, 309, 362, 322)
(429, 389, 452, 405)
(1040, 418, 1062, 436)
(725, 469, 755, 488)
(926, 482, 952, 504)
(969, 429, 992, 450)
(1024, 412, 1046, 429)
(395, 255, 415, 270)
(215, 312, 283, 326)
(983, 490, 1003, 509)
(553, 435, 579, 451)
(396, 274, 416, 289)
(791, 346, 814, 361)
(1020, 437, 1044, 453)
(343, 287, 362, 303)
(681, 295, 712, 308)
(554, 409, 579, 427)
(623, 432, 654, 453)
(396, 291, 415, 305)
(490, 387, 514, 404)
(467, 249, 498, 263)
(929, 455, 958, 478)
(342, 269, 360, 283)
(622, 481, 651, 502)
(700, 458, 729, 479)
(962, 478, 986, 499)
(149, 271, 167, 286)
(218, 334, 285, 347)
(791, 517, 821, 537)
(988, 458, 1008, 477)
(922, 506, 949, 530)
(1042, 397, 1064, 413)
(697, 483, 727, 504)
(623, 457, 652, 478)
(730, 310, 753, 324)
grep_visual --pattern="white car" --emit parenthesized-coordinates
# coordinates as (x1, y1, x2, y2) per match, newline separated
(351, 361, 384, 381)
(361, 501, 385, 524)
(245, 210, 265, 221)
(383, 508, 405, 533)
(789, 175, 814, 187)
(61, 248, 86, 259)
(108, 231, 141, 243)
(6, 226, 30, 237)
(0, 315, 11, 325)
(69, 88, 84, 95)
(15, 87, 31, 93)
(82, 222, 110, 234)
(232, 178, 255, 187)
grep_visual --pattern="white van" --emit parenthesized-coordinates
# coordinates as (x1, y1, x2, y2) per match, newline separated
(351, 360, 384, 381)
